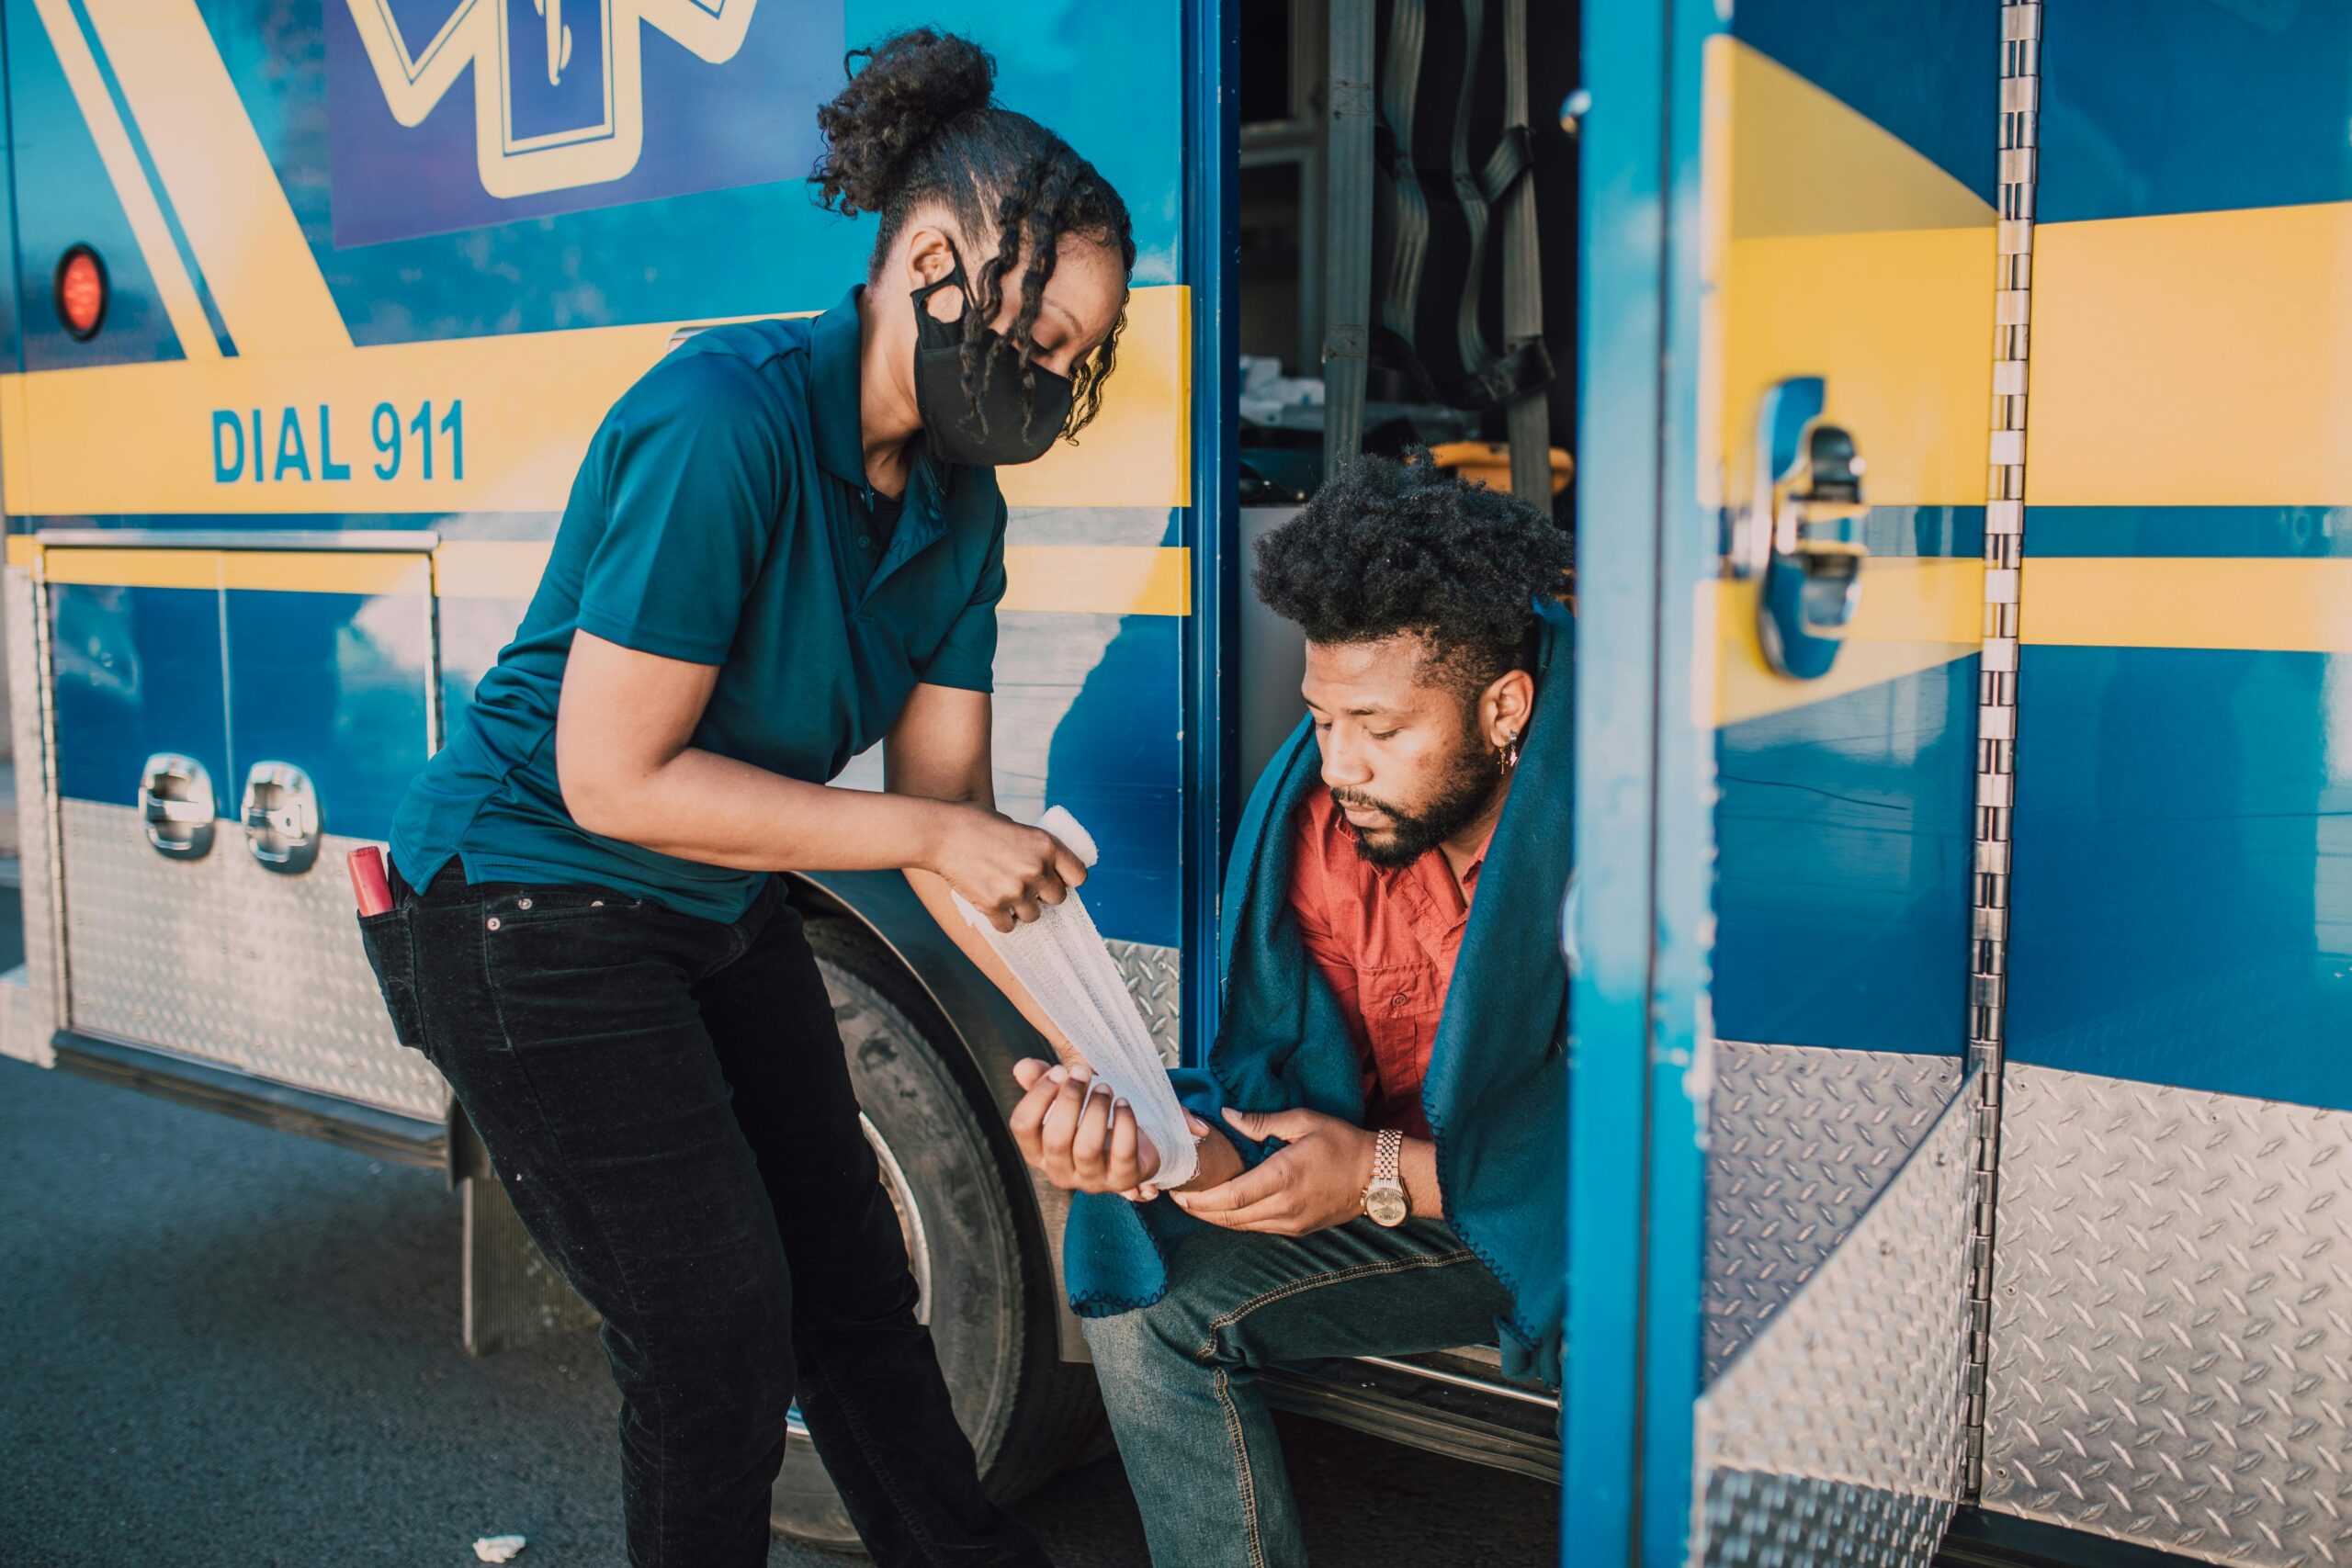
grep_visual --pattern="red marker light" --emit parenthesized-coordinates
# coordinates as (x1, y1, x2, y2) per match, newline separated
(56, 245, 107, 341)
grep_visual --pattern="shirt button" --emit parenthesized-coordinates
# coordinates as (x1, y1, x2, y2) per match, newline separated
(1388, 992, 1409, 1010)
(517, 897, 533, 910)
(859, 534, 873, 549)
(485, 916, 501, 931)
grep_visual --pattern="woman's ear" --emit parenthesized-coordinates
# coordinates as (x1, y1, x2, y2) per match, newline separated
(902, 226, 963, 321)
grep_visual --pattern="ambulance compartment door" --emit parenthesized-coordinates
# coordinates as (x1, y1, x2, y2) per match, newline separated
(1567, 2, 2006, 1562)
(40, 533, 447, 1123)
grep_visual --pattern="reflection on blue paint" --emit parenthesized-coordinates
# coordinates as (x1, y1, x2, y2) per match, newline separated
(2038, 0, 2352, 222)
(1856, 504, 1984, 560)
(223, 591, 432, 844)
(2009, 645, 2352, 1111)
(1043, 613, 1182, 947)
(1714, 657, 1978, 1055)
(437, 595, 533, 748)
(50, 581, 433, 846)
(1731, 0, 1997, 205)
(51, 583, 230, 807)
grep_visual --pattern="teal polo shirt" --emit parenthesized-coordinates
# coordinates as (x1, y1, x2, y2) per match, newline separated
(390, 288, 1009, 922)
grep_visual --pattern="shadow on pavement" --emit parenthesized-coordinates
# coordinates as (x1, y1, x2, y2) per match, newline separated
(0, 976, 1555, 1565)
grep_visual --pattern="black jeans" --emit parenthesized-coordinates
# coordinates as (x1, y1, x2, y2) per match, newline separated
(363, 863, 1048, 1568)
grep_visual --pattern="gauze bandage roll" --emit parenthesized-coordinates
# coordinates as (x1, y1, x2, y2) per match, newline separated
(953, 807, 1199, 1190)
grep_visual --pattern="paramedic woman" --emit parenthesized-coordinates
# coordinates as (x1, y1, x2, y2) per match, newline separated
(362, 31, 1130, 1568)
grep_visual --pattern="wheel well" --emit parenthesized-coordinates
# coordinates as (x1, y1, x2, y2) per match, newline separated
(779, 881, 1109, 1519)
(782, 874, 1035, 1099)
(781, 873, 1068, 1314)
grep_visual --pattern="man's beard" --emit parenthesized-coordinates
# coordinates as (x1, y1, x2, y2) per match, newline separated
(1332, 742, 1506, 871)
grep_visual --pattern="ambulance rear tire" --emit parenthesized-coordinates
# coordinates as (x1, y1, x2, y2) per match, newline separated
(769, 916, 1104, 1551)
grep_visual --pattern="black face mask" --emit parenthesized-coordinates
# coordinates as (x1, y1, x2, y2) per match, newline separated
(910, 244, 1074, 468)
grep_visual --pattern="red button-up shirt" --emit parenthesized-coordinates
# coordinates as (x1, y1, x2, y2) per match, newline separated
(1284, 788, 1494, 1139)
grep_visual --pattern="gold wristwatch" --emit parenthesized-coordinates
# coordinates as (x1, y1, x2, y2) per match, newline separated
(1362, 1128, 1408, 1227)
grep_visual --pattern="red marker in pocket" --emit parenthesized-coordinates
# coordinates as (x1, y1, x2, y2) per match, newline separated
(348, 846, 393, 917)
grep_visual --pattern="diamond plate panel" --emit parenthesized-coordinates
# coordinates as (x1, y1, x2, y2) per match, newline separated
(6, 569, 61, 1066)
(1981, 1064, 2352, 1566)
(61, 799, 449, 1120)
(1692, 1077, 1976, 1568)
(1105, 938, 1181, 1066)
(1706, 1042, 1965, 1381)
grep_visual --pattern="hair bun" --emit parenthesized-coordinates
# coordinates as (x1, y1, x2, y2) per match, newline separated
(812, 29, 997, 219)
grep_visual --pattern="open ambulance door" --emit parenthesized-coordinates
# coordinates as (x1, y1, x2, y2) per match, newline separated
(1566, 0, 2007, 1561)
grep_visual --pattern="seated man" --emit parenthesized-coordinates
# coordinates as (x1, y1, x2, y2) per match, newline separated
(1004, 454, 1574, 1568)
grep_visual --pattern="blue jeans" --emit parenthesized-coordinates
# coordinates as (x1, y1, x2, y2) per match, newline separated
(367, 863, 1047, 1568)
(1080, 1213, 1512, 1568)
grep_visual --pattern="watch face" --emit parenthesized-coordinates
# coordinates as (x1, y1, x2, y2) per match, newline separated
(1366, 1186, 1410, 1227)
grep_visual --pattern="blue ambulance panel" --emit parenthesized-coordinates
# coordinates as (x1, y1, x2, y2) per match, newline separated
(1977, 5, 2352, 1558)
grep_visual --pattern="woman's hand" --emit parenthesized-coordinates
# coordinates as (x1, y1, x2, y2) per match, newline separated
(929, 808, 1089, 932)
(1008, 1059, 1163, 1193)
(1168, 1107, 1382, 1235)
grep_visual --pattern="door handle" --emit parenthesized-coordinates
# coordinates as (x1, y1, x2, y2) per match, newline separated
(1730, 377, 1869, 679)
(138, 753, 216, 859)
(241, 761, 321, 874)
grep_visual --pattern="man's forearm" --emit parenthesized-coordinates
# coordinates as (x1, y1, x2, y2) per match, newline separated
(1400, 1136, 1443, 1219)
(1165, 1126, 1245, 1193)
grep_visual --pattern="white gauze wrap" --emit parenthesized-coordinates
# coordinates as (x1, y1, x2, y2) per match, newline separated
(953, 807, 1198, 1189)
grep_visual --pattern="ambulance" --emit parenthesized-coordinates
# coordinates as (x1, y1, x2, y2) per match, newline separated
(0, 1, 2342, 1563)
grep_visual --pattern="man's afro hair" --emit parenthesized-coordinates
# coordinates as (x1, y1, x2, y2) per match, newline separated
(1251, 452, 1572, 692)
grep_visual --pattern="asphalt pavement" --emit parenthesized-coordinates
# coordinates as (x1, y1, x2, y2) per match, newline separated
(0, 888, 1556, 1567)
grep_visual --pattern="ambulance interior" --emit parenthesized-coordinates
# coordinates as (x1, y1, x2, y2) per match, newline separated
(1232, 0, 1581, 786)
(1227, 0, 1581, 1415)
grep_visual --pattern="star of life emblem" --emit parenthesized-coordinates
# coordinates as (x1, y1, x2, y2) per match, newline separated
(343, 0, 761, 198)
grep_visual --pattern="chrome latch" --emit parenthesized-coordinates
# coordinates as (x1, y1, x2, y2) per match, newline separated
(1730, 377, 1869, 679)
(241, 761, 321, 874)
(138, 753, 216, 860)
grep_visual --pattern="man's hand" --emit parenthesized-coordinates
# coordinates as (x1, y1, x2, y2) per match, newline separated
(1008, 1058, 1163, 1194)
(1136, 1111, 1245, 1202)
(1168, 1107, 1381, 1235)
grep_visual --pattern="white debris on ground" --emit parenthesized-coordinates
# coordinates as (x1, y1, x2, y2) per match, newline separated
(472, 1535, 526, 1563)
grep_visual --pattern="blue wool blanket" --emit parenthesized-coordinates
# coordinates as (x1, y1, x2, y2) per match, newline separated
(1061, 599, 1572, 1387)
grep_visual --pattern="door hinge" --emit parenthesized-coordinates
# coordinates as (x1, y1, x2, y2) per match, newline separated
(1962, 0, 2042, 1505)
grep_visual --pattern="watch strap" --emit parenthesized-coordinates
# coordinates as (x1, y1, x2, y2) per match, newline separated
(1363, 1128, 1408, 1226)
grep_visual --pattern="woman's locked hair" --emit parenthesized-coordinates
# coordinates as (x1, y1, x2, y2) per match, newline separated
(811, 28, 1136, 440)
